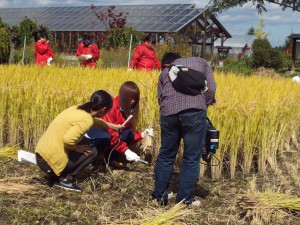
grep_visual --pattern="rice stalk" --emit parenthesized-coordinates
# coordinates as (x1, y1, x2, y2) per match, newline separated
(140, 202, 193, 225)
(0, 144, 18, 159)
(238, 192, 300, 212)
(1, 66, 300, 178)
(0, 176, 40, 193)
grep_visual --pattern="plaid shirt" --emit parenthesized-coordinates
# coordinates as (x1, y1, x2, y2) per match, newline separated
(158, 57, 216, 116)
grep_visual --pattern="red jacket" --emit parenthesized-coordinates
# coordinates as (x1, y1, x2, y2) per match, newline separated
(130, 43, 161, 71)
(35, 41, 54, 66)
(101, 96, 143, 153)
(76, 42, 100, 68)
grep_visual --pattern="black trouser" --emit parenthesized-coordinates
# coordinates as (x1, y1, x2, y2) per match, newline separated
(36, 137, 98, 181)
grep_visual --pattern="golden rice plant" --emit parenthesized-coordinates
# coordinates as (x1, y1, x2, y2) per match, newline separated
(0, 144, 18, 159)
(239, 176, 300, 212)
(1, 65, 300, 178)
(141, 202, 193, 225)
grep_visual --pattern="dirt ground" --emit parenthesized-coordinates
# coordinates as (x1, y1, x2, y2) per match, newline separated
(0, 150, 299, 225)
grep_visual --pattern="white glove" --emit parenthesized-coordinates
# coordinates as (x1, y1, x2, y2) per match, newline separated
(86, 55, 92, 60)
(124, 149, 140, 162)
(141, 128, 154, 138)
(47, 57, 53, 65)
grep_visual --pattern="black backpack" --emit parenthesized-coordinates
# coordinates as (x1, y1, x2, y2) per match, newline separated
(168, 64, 208, 96)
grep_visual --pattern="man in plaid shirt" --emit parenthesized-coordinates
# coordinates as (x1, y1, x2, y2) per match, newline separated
(152, 52, 216, 206)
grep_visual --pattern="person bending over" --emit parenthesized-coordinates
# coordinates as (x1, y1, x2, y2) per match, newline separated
(152, 52, 217, 206)
(35, 90, 123, 192)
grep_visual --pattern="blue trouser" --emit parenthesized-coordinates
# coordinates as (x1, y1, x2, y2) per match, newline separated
(152, 109, 206, 204)
(86, 128, 111, 152)
(87, 128, 134, 162)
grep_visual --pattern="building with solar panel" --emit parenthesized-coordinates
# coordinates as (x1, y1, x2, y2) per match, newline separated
(0, 4, 231, 57)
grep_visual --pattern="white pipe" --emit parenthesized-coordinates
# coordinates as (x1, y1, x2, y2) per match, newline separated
(21, 36, 26, 65)
(127, 34, 133, 69)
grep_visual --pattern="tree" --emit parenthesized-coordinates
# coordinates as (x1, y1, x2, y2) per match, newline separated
(91, 5, 128, 31)
(251, 38, 283, 69)
(13, 17, 38, 48)
(254, 15, 269, 40)
(0, 18, 10, 63)
(208, 0, 300, 14)
(246, 26, 255, 35)
(107, 27, 144, 49)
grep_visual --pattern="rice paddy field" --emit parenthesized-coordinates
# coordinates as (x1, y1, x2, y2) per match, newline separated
(0, 65, 300, 224)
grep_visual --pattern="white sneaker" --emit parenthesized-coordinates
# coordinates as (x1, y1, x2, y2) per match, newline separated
(191, 200, 201, 207)
(167, 191, 174, 199)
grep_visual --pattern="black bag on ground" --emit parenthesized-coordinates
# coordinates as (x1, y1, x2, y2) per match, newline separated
(168, 64, 208, 96)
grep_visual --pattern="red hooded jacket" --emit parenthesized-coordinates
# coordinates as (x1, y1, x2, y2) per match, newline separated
(101, 96, 143, 153)
(129, 43, 161, 71)
(76, 42, 100, 68)
(35, 41, 54, 66)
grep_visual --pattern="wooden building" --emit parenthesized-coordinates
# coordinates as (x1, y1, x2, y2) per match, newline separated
(0, 4, 231, 57)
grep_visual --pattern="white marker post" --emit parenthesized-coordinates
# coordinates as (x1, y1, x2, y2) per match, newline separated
(127, 34, 133, 69)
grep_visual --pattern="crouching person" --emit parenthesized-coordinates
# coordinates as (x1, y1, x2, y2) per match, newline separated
(35, 90, 123, 192)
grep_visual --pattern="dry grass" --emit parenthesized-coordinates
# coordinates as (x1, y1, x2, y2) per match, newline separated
(0, 176, 41, 194)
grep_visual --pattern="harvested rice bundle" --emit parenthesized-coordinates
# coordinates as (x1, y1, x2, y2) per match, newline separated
(0, 145, 18, 159)
(238, 191, 300, 212)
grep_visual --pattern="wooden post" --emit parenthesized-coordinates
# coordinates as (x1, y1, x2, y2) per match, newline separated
(291, 37, 296, 72)
(201, 13, 207, 58)
(61, 32, 64, 52)
(69, 31, 71, 52)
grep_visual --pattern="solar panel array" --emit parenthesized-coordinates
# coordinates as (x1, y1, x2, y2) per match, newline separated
(0, 4, 203, 32)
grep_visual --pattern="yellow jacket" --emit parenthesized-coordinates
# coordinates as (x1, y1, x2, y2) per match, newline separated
(35, 105, 94, 175)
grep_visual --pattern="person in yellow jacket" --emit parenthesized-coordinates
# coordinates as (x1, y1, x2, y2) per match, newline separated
(35, 90, 123, 192)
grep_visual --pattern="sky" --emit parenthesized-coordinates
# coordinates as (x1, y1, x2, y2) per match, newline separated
(0, 0, 299, 47)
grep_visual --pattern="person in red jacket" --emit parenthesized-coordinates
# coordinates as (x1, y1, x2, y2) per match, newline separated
(35, 33, 54, 66)
(76, 34, 100, 68)
(85, 81, 154, 166)
(129, 35, 161, 71)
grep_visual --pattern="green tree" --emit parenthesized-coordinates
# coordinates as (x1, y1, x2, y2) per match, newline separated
(246, 26, 255, 35)
(208, 0, 300, 14)
(0, 17, 11, 63)
(254, 15, 269, 40)
(13, 17, 38, 48)
(107, 27, 144, 49)
(251, 38, 283, 69)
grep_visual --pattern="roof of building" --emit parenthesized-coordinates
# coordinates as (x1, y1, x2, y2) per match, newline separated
(214, 34, 256, 48)
(0, 4, 207, 32)
(288, 34, 300, 39)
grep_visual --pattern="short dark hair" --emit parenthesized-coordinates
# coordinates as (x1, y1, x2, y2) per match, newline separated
(78, 90, 113, 113)
(40, 33, 48, 39)
(83, 34, 91, 40)
(161, 52, 181, 69)
(144, 35, 156, 44)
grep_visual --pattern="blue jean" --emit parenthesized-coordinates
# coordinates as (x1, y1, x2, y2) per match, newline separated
(86, 128, 111, 153)
(87, 128, 134, 162)
(152, 109, 206, 204)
